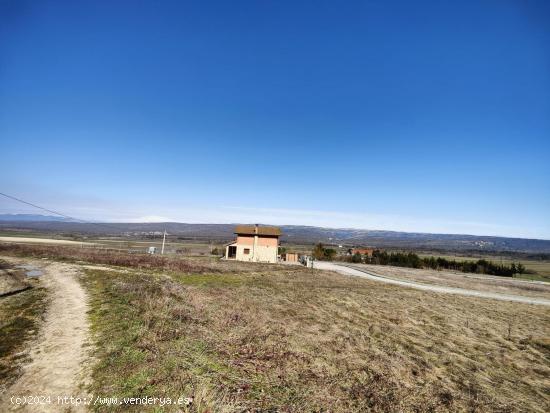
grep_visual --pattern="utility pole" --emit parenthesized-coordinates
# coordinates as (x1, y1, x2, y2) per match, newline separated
(161, 229, 166, 255)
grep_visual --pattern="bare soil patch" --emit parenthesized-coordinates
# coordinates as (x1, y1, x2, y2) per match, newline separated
(0, 260, 29, 296)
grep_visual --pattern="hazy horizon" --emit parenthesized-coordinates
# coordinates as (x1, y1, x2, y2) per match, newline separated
(1, 210, 550, 241)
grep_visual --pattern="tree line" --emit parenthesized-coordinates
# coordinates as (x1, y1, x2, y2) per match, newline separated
(312, 244, 526, 277)
(356, 250, 525, 277)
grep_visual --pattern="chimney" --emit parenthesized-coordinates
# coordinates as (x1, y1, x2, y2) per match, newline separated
(253, 224, 259, 260)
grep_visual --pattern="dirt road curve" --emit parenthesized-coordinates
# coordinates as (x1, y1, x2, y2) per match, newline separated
(0, 260, 91, 412)
(314, 261, 550, 306)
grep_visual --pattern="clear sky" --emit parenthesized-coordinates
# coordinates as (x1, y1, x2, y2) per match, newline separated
(1, 0, 549, 239)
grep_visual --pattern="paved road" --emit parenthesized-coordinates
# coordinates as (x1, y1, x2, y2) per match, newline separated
(313, 261, 550, 306)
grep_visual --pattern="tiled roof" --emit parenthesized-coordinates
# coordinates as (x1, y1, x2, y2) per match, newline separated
(234, 225, 281, 236)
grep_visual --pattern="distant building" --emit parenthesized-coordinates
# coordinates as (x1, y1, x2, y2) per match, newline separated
(348, 248, 375, 257)
(225, 225, 281, 263)
(282, 252, 299, 263)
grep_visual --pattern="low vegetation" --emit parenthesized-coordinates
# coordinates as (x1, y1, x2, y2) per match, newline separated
(82, 261, 549, 412)
(0, 244, 223, 274)
(0, 261, 48, 392)
(312, 243, 337, 260)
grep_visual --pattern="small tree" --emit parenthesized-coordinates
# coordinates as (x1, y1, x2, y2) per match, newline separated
(312, 243, 326, 260)
(324, 248, 337, 261)
(312, 243, 337, 261)
(351, 252, 363, 263)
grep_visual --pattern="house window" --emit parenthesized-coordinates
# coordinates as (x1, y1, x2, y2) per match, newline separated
(244, 248, 250, 255)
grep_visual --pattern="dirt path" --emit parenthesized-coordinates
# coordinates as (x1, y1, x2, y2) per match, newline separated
(0, 259, 92, 412)
(314, 261, 550, 306)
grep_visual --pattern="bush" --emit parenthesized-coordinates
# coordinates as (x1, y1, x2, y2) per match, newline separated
(312, 243, 337, 261)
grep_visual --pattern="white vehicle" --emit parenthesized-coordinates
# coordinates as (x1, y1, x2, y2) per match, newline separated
(147, 246, 157, 254)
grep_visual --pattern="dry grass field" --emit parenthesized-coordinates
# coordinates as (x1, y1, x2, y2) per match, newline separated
(346, 263, 550, 300)
(82, 260, 549, 412)
(0, 236, 95, 246)
(1, 245, 549, 412)
(0, 243, 265, 274)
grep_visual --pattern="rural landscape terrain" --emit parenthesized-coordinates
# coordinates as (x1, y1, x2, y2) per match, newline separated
(2, 1, 549, 411)
(1, 217, 549, 412)
(2, 215, 550, 254)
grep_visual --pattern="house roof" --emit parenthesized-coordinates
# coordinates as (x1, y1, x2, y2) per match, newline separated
(234, 225, 281, 236)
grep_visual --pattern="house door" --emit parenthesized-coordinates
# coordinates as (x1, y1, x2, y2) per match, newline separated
(228, 246, 237, 259)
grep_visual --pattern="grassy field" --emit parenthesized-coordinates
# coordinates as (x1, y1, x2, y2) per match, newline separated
(1, 244, 549, 411)
(79, 258, 550, 412)
(0, 260, 48, 393)
(347, 263, 550, 299)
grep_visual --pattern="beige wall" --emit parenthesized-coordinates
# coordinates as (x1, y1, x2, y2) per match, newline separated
(257, 236, 278, 247)
(237, 235, 277, 247)
(235, 244, 277, 263)
(236, 235, 254, 245)
(226, 234, 279, 263)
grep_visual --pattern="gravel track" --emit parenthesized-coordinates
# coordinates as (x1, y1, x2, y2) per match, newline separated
(314, 261, 550, 306)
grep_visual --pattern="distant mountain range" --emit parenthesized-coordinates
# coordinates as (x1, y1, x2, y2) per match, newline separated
(0, 214, 549, 254)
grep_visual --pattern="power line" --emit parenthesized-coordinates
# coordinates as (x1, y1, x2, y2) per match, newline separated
(1, 192, 84, 222)
(0, 191, 129, 234)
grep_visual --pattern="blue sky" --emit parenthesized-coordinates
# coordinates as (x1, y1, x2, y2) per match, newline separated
(1, 0, 549, 238)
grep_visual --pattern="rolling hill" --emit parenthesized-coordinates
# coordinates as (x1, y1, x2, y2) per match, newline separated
(0, 215, 549, 253)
